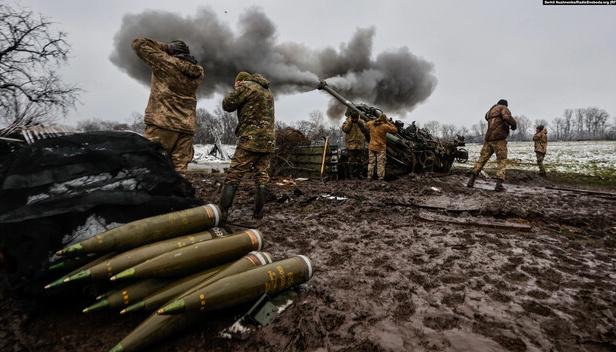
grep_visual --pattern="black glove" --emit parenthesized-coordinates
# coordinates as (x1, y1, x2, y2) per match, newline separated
(169, 40, 190, 55)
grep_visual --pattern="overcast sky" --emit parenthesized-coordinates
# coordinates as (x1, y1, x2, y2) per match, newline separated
(17, 0, 616, 128)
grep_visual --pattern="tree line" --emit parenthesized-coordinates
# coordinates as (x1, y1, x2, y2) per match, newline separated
(75, 109, 345, 146)
(421, 107, 615, 143)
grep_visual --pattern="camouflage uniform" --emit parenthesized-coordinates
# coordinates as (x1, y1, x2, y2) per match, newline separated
(132, 38, 205, 174)
(533, 128, 548, 175)
(366, 117, 398, 180)
(222, 73, 275, 186)
(471, 104, 517, 181)
(341, 116, 369, 177)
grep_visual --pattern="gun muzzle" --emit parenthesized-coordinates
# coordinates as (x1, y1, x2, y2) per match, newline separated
(316, 80, 328, 90)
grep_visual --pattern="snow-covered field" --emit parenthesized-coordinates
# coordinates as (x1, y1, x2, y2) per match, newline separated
(190, 141, 616, 177)
(459, 140, 616, 177)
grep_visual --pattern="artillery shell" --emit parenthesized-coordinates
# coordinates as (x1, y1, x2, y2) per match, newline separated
(44, 252, 116, 289)
(108, 313, 197, 352)
(83, 279, 170, 313)
(109, 253, 273, 351)
(158, 255, 313, 315)
(111, 229, 263, 281)
(56, 204, 222, 256)
(120, 263, 229, 314)
(66, 228, 227, 283)
(121, 251, 272, 314)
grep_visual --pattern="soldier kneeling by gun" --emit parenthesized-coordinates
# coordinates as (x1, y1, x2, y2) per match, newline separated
(341, 109, 369, 178)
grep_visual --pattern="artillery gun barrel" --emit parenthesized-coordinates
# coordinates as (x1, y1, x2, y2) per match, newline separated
(316, 81, 371, 121)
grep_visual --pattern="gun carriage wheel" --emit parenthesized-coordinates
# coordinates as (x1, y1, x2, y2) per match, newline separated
(417, 150, 436, 172)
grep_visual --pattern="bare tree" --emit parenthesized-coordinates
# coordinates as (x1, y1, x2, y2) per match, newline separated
(552, 117, 563, 140)
(439, 123, 457, 139)
(456, 126, 469, 138)
(575, 109, 584, 139)
(511, 115, 531, 141)
(584, 107, 609, 138)
(563, 109, 573, 140)
(0, 4, 79, 126)
(296, 110, 328, 142)
(422, 120, 440, 137)
(194, 107, 238, 144)
(76, 118, 128, 132)
(126, 111, 145, 134)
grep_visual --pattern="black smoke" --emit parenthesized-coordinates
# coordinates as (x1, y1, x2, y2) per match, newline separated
(110, 7, 437, 118)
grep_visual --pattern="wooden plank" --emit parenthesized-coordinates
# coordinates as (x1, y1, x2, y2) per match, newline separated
(416, 211, 532, 231)
(545, 186, 616, 198)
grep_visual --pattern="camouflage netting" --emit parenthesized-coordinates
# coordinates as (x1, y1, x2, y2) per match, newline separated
(0, 131, 201, 294)
(271, 127, 311, 176)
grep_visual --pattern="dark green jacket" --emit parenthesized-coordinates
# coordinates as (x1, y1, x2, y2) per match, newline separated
(222, 74, 275, 153)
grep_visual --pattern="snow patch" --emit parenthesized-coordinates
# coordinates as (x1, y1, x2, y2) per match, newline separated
(61, 215, 121, 247)
(192, 144, 236, 164)
(460, 141, 616, 177)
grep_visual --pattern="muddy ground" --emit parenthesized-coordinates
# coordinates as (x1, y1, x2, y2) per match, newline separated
(2, 169, 615, 352)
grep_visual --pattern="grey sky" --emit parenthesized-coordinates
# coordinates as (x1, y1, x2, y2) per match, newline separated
(18, 0, 616, 128)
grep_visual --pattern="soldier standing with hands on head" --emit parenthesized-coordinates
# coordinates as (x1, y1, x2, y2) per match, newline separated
(341, 109, 369, 178)
(533, 125, 548, 176)
(467, 99, 517, 192)
(132, 38, 205, 175)
(366, 114, 398, 181)
(219, 72, 275, 222)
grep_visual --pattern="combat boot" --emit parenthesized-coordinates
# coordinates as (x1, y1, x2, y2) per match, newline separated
(253, 185, 267, 220)
(219, 184, 237, 223)
(466, 173, 477, 188)
(494, 179, 505, 192)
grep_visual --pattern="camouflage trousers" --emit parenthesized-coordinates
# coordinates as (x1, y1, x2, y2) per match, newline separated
(144, 124, 194, 174)
(225, 147, 272, 186)
(472, 139, 508, 181)
(368, 149, 387, 180)
(536, 152, 546, 174)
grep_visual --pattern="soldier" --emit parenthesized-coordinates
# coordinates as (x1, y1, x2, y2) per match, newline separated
(219, 72, 275, 221)
(132, 38, 205, 175)
(467, 99, 517, 192)
(366, 114, 398, 181)
(533, 125, 548, 176)
(341, 109, 369, 178)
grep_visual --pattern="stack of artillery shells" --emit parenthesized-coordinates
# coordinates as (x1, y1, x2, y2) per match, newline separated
(45, 204, 314, 352)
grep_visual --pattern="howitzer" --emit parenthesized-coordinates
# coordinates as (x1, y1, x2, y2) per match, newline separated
(317, 80, 385, 122)
(316, 80, 468, 174)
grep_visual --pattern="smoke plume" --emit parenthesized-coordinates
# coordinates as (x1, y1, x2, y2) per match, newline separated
(110, 7, 437, 118)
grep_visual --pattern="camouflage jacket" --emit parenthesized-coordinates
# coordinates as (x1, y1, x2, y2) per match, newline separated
(222, 74, 275, 153)
(533, 129, 548, 154)
(132, 38, 205, 135)
(484, 104, 517, 142)
(367, 120, 398, 152)
(341, 117, 369, 150)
